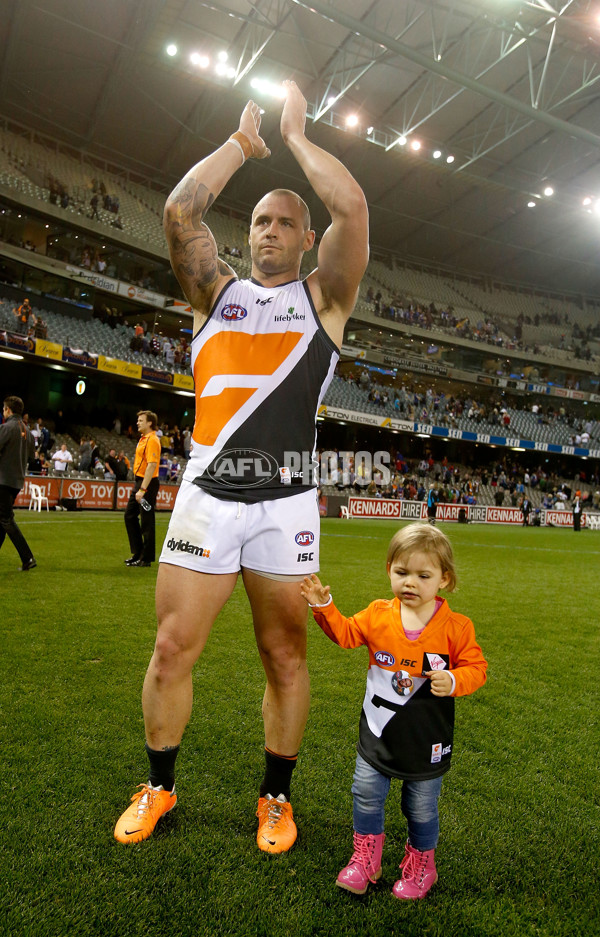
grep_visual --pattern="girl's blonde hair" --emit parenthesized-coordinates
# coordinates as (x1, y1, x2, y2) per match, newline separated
(386, 523, 457, 591)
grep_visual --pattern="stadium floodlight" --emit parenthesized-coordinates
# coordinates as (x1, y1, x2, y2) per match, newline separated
(366, 126, 374, 135)
(410, 140, 421, 151)
(166, 44, 177, 57)
(446, 155, 455, 164)
(543, 186, 554, 197)
(433, 150, 442, 159)
(527, 201, 536, 208)
(345, 114, 359, 128)
(218, 51, 228, 63)
(250, 78, 286, 98)
(397, 135, 407, 146)
(582, 197, 592, 206)
(190, 52, 209, 68)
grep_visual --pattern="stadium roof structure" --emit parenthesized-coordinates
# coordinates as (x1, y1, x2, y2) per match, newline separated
(2, 0, 600, 295)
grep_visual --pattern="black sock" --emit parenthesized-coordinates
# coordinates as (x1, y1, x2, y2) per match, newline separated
(259, 748, 298, 800)
(145, 742, 179, 791)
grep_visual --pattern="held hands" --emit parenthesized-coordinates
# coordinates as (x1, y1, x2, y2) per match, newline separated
(300, 573, 331, 607)
(424, 670, 453, 698)
(238, 101, 271, 159)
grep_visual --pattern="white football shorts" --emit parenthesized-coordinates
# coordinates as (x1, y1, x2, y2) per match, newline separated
(159, 481, 320, 576)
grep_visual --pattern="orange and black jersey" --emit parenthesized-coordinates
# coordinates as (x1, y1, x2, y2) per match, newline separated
(312, 597, 487, 780)
(183, 277, 339, 503)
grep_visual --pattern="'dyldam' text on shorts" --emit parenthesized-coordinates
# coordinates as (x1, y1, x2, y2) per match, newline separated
(159, 481, 320, 575)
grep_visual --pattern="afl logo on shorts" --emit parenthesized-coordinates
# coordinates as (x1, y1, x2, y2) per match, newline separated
(221, 303, 248, 321)
(295, 530, 314, 546)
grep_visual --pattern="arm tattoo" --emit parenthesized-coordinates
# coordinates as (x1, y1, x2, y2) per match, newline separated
(169, 179, 214, 225)
(166, 180, 219, 288)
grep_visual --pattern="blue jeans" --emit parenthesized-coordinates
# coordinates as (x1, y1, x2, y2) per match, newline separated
(352, 753, 443, 851)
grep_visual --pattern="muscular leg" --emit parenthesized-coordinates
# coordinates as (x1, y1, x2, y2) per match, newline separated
(242, 569, 310, 756)
(143, 564, 238, 750)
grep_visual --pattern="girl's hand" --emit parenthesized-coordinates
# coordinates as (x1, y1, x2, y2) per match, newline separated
(424, 670, 453, 697)
(300, 573, 330, 606)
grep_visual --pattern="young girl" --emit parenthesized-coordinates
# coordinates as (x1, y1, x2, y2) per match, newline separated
(301, 523, 487, 900)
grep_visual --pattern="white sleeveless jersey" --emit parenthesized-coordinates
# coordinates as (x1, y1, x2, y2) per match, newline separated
(183, 277, 339, 502)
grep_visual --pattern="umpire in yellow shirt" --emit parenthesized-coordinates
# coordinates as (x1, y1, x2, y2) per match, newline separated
(124, 410, 161, 567)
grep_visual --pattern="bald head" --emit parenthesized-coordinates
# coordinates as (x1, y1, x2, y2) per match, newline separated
(252, 189, 311, 232)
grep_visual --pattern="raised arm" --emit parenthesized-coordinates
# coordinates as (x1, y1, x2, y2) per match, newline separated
(280, 81, 369, 342)
(163, 102, 270, 319)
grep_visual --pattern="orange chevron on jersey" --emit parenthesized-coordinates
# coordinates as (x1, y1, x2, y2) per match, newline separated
(192, 330, 302, 446)
(183, 276, 339, 501)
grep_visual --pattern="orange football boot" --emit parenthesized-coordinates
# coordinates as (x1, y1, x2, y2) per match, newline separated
(256, 793, 297, 854)
(114, 784, 177, 844)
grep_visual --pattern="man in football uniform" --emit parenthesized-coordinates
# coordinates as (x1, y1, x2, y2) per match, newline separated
(114, 81, 369, 851)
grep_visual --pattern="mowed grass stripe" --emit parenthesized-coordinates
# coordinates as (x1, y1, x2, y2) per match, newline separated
(1, 514, 598, 937)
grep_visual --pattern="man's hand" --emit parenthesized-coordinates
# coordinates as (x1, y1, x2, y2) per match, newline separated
(424, 670, 453, 697)
(280, 80, 307, 145)
(300, 573, 330, 606)
(238, 101, 271, 159)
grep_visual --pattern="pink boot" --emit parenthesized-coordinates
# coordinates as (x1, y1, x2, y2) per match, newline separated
(392, 841, 438, 900)
(336, 831, 385, 895)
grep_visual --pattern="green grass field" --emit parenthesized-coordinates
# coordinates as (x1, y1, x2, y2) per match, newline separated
(1, 512, 598, 937)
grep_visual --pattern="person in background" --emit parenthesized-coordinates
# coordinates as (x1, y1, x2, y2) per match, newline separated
(123, 410, 160, 568)
(0, 396, 36, 571)
(572, 490, 582, 531)
(50, 443, 73, 473)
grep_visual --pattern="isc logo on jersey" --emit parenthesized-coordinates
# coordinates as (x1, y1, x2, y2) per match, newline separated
(221, 304, 248, 321)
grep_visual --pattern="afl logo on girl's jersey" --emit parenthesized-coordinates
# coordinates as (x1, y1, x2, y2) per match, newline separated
(221, 304, 248, 321)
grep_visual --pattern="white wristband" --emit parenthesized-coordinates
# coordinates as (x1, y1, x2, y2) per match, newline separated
(226, 137, 246, 165)
(308, 595, 333, 608)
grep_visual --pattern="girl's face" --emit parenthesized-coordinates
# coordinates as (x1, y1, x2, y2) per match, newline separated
(387, 550, 449, 611)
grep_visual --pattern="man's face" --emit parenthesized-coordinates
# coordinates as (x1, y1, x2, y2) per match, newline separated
(137, 414, 151, 434)
(249, 192, 314, 278)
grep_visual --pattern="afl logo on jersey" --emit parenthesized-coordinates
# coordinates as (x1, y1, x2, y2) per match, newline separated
(221, 303, 248, 321)
(375, 651, 395, 666)
(295, 530, 314, 546)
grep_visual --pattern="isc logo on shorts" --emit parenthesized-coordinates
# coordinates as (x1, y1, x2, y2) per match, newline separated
(221, 303, 248, 321)
(295, 530, 314, 546)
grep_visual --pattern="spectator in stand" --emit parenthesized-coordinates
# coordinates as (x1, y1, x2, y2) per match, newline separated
(78, 438, 92, 473)
(116, 451, 130, 480)
(51, 443, 73, 473)
(89, 194, 100, 220)
(33, 315, 48, 339)
(89, 439, 101, 476)
(104, 449, 120, 480)
(13, 298, 32, 335)
(167, 457, 181, 482)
